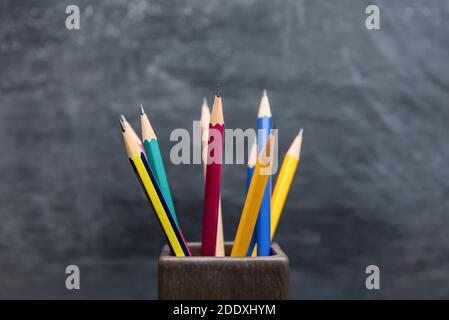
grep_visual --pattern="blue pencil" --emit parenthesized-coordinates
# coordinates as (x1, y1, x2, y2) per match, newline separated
(255, 90, 272, 256)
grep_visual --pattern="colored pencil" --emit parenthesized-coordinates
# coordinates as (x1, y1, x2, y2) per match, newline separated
(120, 116, 190, 256)
(200, 98, 225, 256)
(120, 115, 147, 156)
(270, 129, 303, 239)
(201, 92, 224, 256)
(245, 141, 258, 256)
(200, 98, 211, 177)
(140, 105, 178, 226)
(246, 141, 258, 197)
(231, 134, 275, 257)
(255, 89, 272, 256)
(249, 130, 303, 256)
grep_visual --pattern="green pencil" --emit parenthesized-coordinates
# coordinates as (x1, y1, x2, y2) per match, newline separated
(140, 105, 178, 225)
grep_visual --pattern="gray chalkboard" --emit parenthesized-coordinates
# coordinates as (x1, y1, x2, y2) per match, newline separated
(0, 0, 448, 299)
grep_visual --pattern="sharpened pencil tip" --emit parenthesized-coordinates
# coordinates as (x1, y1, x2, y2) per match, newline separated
(119, 116, 126, 132)
(257, 90, 271, 117)
(263, 89, 267, 97)
(202, 97, 207, 106)
(272, 124, 277, 130)
(140, 104, 145, 115)
(287, 130, 302, 158)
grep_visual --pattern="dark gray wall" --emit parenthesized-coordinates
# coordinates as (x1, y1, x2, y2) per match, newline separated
(1, 0, 448, 299)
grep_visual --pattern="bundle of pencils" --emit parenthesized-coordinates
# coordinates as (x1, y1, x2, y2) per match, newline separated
(120, 112, 190, 256)
(118, 88, 303, 258)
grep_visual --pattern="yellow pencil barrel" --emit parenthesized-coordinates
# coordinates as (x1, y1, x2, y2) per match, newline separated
(131, 155, 185, 257)
(271, 154, 299, 239)
(250, 153, 299, 257)
(231, 160, 271, 257)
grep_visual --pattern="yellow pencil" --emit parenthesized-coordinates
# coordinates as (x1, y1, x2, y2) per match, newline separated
(250, 129, 303, 256)
(231, 134, 275, 257)
(271, 129, 303, 239)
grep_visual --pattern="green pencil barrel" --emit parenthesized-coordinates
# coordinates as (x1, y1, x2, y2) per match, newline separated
(144, 139, 178, 225)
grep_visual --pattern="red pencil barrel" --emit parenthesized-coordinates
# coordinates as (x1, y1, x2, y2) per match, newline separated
(201, 123, 224, 256)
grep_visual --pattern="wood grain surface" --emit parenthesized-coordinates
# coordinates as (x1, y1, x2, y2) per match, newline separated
(158, 242, 289, 299)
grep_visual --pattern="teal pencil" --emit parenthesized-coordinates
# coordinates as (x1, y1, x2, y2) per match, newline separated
(140, 105, 178, 225)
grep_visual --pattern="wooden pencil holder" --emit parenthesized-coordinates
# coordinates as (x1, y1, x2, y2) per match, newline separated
(158, 242, 290, 300)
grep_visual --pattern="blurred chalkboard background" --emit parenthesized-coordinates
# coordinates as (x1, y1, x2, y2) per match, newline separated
(1, 0, 449, 299)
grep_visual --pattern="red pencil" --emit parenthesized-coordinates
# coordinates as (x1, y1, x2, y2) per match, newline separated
(201, 93, 224, 256)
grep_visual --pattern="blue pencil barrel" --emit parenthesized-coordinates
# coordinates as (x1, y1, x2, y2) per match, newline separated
(256, 117, 272, 256)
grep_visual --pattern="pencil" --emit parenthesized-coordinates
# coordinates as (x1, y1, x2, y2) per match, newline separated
(200, 98, 225, 256)
(120, 116, 190, 256)
(201, 92, 224, 256)
(255, 89, 272, 256)
(231, 133, 275, 257)
(245, 141, 258, 256)
(246, 141, 258, 199)
(270, 129, 303, 239)
(249, 130, 303, 256)
(200, 98, 211, 177)
(120, 115, 147, 156)
(140, 105, 178, 225)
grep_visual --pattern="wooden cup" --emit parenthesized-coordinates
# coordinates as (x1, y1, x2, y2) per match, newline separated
(158, 242, 289, 299)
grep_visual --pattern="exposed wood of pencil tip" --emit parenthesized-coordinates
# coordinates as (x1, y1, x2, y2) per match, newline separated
(201, 98, 210, 119)
(121, 114, 144, 145)
(248, 140, 258, 168)
(140, 105, 157, 141)
(258, 89, 272, 118)
(200, 98, 211, 169)
(200, 99, 211, 134)
(121, 118, 141, 157)
(210, 95, 224, 125)
(287, 129, 303, 159)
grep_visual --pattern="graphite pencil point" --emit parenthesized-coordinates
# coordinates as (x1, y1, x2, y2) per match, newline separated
(119, 116, 126, 132)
